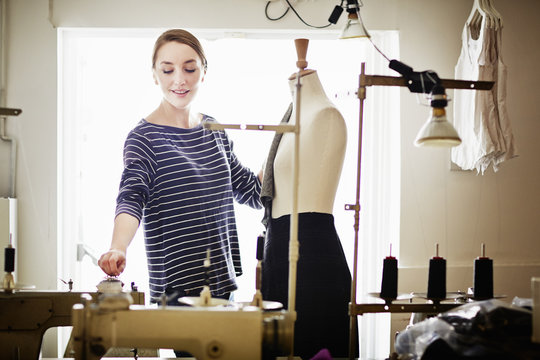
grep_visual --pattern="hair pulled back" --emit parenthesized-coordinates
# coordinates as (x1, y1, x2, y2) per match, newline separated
(152, 29, 207, 71)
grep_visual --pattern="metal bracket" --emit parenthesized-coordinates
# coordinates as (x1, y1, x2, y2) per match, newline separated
(344, 203, 360, 211)
(0, 108, 22, 117)
(350, 302, 461, 316)
(203, 122, 295, 134)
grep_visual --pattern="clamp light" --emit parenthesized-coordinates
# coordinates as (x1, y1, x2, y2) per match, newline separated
(329, 0, 370, 39)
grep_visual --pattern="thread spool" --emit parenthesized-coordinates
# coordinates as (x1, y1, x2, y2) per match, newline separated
(255, 233, 265, 290)
(256, 233, 265, 261)
(380, 244, 398, 302)
(427, 244, 446, 301)
(4, 245, 15, 273)
(473, 243, 493, 299)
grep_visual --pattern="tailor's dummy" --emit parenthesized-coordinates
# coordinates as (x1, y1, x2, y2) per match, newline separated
(262, 39, 357, 359)
(271, 70, 346, 219)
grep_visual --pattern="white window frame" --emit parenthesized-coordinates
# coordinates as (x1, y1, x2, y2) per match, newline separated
(58, 28, 400, 358)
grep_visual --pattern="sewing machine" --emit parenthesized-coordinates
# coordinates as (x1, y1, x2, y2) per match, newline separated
(71, 287, 294, 360)
(69, 236, 293, 360)
(0, 288, 145, 359)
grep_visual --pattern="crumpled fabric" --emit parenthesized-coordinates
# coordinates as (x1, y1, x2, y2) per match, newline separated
(394, 299, 539, 360)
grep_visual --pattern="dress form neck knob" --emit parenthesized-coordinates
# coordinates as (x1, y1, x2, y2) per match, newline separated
(289, 38, 316, 80)
(294, 38, 309, 70)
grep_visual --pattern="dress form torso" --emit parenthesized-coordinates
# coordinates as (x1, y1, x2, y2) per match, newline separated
(271, 70, 347, 218)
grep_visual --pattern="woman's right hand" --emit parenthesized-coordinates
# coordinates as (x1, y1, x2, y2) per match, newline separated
(98, 249, 127, 276)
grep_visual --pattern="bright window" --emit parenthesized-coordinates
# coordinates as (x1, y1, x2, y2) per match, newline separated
(58, 28, 399, 358)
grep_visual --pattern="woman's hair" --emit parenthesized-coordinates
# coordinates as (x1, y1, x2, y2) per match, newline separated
(152, 29, 208, 71)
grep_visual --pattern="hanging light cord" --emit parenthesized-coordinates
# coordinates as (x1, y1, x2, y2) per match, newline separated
(284, 0, 332, 28)
(368, 36, 390, 62)
(265, 1, 289, 21)
(265, 0, 332, 29)
(264, 1, 391, 62)
(353, 7, 391, 63)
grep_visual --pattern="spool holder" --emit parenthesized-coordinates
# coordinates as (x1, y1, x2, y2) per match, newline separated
(351, 301, 460, 316)
(346, 63, 494, 359)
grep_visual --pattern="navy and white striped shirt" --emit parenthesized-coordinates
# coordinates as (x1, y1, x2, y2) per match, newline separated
(115, 115, 262, 302)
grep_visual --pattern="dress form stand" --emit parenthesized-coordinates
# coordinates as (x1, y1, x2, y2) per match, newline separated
(285, 38, 307, 359)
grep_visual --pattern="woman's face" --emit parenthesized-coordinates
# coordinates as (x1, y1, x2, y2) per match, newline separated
(153, 41, 205, 111)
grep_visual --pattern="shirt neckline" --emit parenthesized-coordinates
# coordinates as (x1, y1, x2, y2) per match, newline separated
(141, 116, 206, 132)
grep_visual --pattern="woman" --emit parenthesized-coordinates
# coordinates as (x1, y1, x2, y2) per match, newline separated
(98, 29, 263, 305)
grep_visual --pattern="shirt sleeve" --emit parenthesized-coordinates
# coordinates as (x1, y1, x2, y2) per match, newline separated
(222, 131, 263, 210)
(115, 130, 157, 221)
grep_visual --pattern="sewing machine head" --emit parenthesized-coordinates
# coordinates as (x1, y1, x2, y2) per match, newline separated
(71, 284, 293, 360)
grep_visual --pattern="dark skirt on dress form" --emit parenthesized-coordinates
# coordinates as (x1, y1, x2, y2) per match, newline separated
(262, 212, 358, 359)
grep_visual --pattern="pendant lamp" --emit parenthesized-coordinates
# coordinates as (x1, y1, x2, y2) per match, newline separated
(415, 85, 461, 147)
(340, 11, 370, 39)
(329, 0, 370, 39)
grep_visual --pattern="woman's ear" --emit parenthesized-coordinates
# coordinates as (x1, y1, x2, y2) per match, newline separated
(152, 70, 158, 85)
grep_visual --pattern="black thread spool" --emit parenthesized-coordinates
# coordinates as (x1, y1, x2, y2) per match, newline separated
(4, 245, 15, 273)
(473, 244, 493, 300)
(255, 233, 265, 290)
(427, 244, 446, 302)
(381, 253, 398, 303)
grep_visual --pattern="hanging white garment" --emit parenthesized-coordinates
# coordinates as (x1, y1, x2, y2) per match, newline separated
(492, 29, 517, 170)
(452, 6, 518, 174)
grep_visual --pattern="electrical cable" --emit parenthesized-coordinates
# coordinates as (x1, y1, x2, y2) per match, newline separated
(265, 0, 391, 66)
(265, 1, 290, 21)
(353, 8, 391, 63)
(368, 36, 390, 62)
(283, 0, 333, 29)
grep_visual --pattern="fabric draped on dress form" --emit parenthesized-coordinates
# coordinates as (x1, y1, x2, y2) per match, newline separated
(260, 103, 292, 225)
(452, 13, 518, 174)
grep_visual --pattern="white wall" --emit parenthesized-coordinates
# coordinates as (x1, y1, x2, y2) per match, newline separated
(398, 0, 540, 297)
(2, 0, 540, 356)
(4, 0, 58, 288)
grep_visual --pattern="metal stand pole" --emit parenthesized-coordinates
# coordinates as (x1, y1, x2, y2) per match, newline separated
(347, 62, 493, 359)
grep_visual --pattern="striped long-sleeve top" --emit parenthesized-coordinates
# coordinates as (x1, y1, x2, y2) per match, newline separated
(115, 115, 263, 302)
